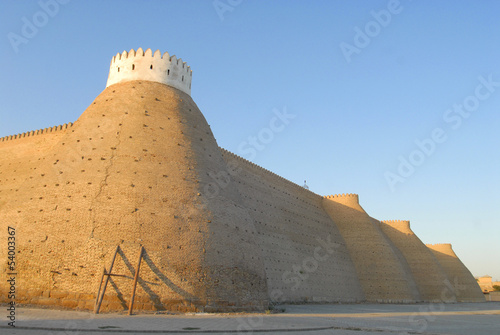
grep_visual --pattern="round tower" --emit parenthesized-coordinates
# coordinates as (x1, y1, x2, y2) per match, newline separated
(106, 48, 192, 95)
(3, 48, 268, 313)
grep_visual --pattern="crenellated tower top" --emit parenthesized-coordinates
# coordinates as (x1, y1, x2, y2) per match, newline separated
(426, 243, 457, 258)
(323, 193, 366, 213)
(324, 193, 360, 206)
(324, 193, 359, 201)
(106, 48, 192, 96)
(381, 220, 412, 234)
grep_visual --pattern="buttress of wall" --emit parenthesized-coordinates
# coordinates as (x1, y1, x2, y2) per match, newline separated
(379, 221, 457, 302)
(220, 150, 365, 303)
(0, 81, 269, 312)
(426, 244, 485, 302)
(322, 196, 420, 302)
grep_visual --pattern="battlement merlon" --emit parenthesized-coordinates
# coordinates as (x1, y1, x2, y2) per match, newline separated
(0, 122, 74, 143)
(106, 48, 192, 96)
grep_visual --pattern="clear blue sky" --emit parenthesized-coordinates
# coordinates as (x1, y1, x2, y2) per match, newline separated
(1, 0, 499, 281)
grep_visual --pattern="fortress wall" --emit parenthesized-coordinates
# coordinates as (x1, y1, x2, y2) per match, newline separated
(0, 81, 268, 312)
(0, 97, 484, 310)
(0, 47, 486, 312)
(0, 124, 73, 220)
(379, 221, 456, 302)
(0, 124, 95, 310)
(220, 150, 365, 303)
(322, 196, 420, 302)
(426, 244, 485, 302)
(0, 124, 73, 186)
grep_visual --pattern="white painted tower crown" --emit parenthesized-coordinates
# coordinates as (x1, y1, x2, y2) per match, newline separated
(106, 48, 192, 96)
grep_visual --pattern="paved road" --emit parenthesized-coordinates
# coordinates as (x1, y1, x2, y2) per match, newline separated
(1, 302, 499, 334)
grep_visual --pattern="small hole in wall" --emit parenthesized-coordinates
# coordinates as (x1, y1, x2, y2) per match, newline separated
(182, 75, 184, 81)
(150, 65, 153, 69)
(167, 69, 170, 75)
(132, 64, 135, 70)
(117, 67, 120, 72)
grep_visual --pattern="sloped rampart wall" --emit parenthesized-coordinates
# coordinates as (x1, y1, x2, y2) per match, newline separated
(427, 244, 485, 302)
(220, 150, 365, 303)
(379, 221, 456, 302)
(322, 195, 420, 302)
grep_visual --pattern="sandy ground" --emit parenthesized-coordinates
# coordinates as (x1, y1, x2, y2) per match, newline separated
(1, 302, 499, 334)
